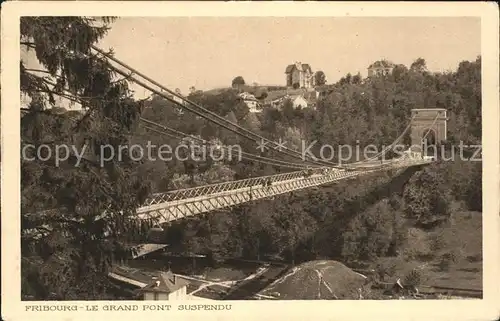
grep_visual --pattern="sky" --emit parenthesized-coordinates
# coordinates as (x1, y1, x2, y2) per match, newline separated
(97, 17, 481, 98)
(21, 16, 481, 102)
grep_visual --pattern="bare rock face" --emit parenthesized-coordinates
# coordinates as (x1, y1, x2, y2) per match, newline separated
(259, 260, 368, 300)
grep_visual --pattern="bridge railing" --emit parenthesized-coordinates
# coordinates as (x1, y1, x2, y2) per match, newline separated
(140, 157, 425, 208)
(23, 167, 336, 220)
(141, 166, 334, 206)
(140, 157, 431, 208)
(25, 157, 428, 220)
(23, 157, 431, 239)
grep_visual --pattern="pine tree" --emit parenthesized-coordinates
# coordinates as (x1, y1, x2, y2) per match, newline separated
(20, 17, 152, 300)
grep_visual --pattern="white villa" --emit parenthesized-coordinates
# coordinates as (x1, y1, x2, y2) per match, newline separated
(238, 92, 262, 113)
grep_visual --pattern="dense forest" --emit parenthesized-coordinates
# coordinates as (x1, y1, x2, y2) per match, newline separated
(19, 18, 481, 299)
(135, 55, 481, 264)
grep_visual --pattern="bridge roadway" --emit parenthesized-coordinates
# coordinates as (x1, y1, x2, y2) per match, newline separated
(132, 157, 430, 257)
(136, 157, 430, 225)
(23, 156, 430, 258)
(136, 172, 347, 221)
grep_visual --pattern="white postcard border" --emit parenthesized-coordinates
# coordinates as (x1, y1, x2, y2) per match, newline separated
(2, 2, 499, 320)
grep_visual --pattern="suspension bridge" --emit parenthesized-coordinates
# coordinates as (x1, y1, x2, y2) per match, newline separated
(21, 45, 449, 258)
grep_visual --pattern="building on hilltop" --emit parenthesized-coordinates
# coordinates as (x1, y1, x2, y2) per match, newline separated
(368, 60, 395, 77)
(237, 92, 262, 113)
(138, 270, 189, 300)
(285, 61, 315, 89)
(268, 92, 316, 110)
(288, 95, 309, 109)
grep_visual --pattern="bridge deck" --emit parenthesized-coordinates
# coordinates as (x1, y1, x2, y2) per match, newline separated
(137, 158, 430, 224)
(23, 156, 430, 258)
(132, 158, 430, 257)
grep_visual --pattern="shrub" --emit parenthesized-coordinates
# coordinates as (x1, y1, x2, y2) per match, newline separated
(438, 256, 452, 271)
(401, 228, 432, 261)
(429, 232, 448, 252)
(403, 167, 453, 227)
(467, 253, 482, 262)
(375, 261, 397, 282)
(442, 248, 465, 264)
(403, 268, 423, 287)
(358, 285, 385, 300)
(438, 248, 465, 271)
(401, 248, 419, 262)
(341, 199, 397, 262)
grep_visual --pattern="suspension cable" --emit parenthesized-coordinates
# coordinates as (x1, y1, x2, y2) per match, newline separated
(22, 71, 316, 171)
(422, 113, 440, 141)
(140, 118, 314, 169)
(346, 114, 416, 166)
(140, 119, 315, 170)
(141, 124, 308, 170)
(101, 59, 327, 168)
(90, 45, 342, 169)
(24, 68, 413, 170)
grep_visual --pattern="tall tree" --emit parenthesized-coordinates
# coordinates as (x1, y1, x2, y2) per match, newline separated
(314, 70, 327, 86)
(403, 165, 452, 227)
(231, 76, 245, 89)
(410, 58, 427, 73)
(20, 17, 150, 300)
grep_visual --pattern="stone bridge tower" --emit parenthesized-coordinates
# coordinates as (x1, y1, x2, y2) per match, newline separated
(410, 108, 448, 154)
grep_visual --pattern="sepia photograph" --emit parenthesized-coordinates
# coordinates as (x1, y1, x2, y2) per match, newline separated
(17, 15, 485, 301)
(2, 2, 499, 319)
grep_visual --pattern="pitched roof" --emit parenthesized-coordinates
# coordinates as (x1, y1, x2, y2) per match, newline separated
(238, 92, 258, 101)
(285, 63, 313, 74)
(303, 91, 317, 102)
(288, 92, 317, 103)
(289, 94, 308, 101)
(302, 64, 312, 73)
(285, 64, 295, 73)
(265, 91, 288, 102)
(139, 271, 189, 294)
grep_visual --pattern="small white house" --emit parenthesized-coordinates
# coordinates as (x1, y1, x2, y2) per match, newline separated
(138, 271, 189, 301)
(238, 92, 262, 113)
(289, 95, 308, 109)
(269, 94, 310, 109)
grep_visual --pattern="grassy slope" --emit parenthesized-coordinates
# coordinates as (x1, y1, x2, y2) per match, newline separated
(373, 211, 482, 290)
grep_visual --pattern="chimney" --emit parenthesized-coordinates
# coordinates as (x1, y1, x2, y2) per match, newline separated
(155, 280, 160, 287)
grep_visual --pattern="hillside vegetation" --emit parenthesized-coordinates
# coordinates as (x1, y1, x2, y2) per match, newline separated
(20, 16, 481, 299)
(134, 58, 481, 282)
